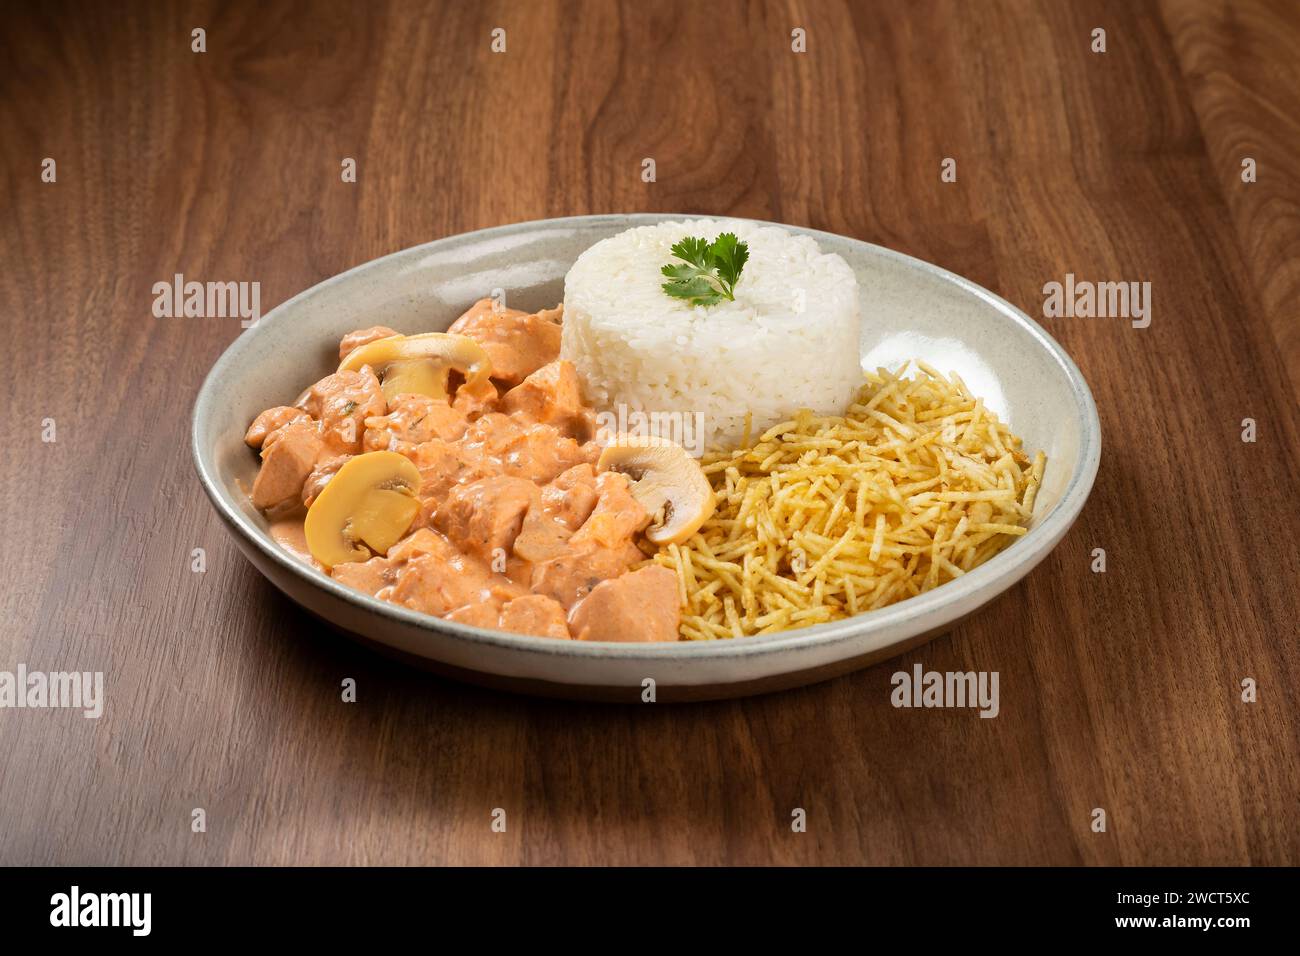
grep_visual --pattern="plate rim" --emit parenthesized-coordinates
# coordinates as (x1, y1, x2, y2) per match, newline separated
(191, 212, 1102, 662)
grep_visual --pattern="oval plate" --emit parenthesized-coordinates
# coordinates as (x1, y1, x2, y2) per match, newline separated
(192, 214, 1100, 701)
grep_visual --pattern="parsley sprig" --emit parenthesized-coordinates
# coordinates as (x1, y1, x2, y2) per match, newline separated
(660, 232, 749, 306)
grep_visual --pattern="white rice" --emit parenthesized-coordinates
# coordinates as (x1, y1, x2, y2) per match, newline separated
(561, 218, 863, 452)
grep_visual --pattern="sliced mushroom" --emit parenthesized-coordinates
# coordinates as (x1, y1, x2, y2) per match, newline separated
(304, 450, 422, 569)
(596, 435, 716, 545)
(337, 332, 491, 405)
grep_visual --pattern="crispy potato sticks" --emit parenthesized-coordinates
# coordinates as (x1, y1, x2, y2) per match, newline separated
(653, 362, 1046, 640)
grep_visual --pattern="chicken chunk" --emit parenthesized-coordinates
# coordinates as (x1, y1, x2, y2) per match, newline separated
(451, 376, 499, 419)
(442, 593, 570, 639)
(512, 507, 572, 563)
(500, 594, 571, 639)
(245, 406, 311, 448)
(460, 413, 595, 484)
(251, 417, 325, 510)
(330, 527, 449, 598)
(301, 454, 350, 508)
(448, 299, 562, 386)
(408, 439, 495, 503)
(338, 325, 399, 361)
(331, 555, 396, 596)
(512, 464, 600, 562)
(500, 360, 594, 440)
(389, 550, 496, 617)
(568, 566, 681, 642)
(386, 527, 457, 564)
(297, 368, 386, 455)
(435, 475, 539, 563)
(530, 538, 645, 610)
(505, 426, 596, 484)
(571, 472, 650, 549)
(363, 393, 469, 453)
(444, 601, 503, 629)
(545, 465, 600, 529)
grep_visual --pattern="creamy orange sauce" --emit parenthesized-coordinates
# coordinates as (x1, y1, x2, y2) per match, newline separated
(241, 299, 682, 642)
(269, 517, 313, 565)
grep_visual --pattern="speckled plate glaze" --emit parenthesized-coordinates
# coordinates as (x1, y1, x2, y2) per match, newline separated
(192, 214, 1100, 701)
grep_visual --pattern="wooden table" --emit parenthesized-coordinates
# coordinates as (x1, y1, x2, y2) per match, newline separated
(2, 0, 1296, 866)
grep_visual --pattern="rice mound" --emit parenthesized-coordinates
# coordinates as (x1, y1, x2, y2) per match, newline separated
(561, 218, 864, 452)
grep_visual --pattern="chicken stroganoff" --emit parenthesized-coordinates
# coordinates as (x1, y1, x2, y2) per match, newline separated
(245, 300, 711, 642)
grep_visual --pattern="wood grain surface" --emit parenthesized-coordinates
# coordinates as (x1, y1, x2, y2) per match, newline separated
(1, 0, 1297, 866)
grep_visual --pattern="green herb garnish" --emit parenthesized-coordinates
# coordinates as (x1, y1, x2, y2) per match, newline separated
(660, 232, 749, 306)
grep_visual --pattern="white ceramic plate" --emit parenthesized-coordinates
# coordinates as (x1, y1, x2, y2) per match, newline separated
(192, 214, 1100, 701)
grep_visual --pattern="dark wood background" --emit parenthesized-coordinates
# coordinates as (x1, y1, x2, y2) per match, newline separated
(1, 0, 1296, 866)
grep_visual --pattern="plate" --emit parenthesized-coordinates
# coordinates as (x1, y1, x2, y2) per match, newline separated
(191, 214, 1100, 701)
